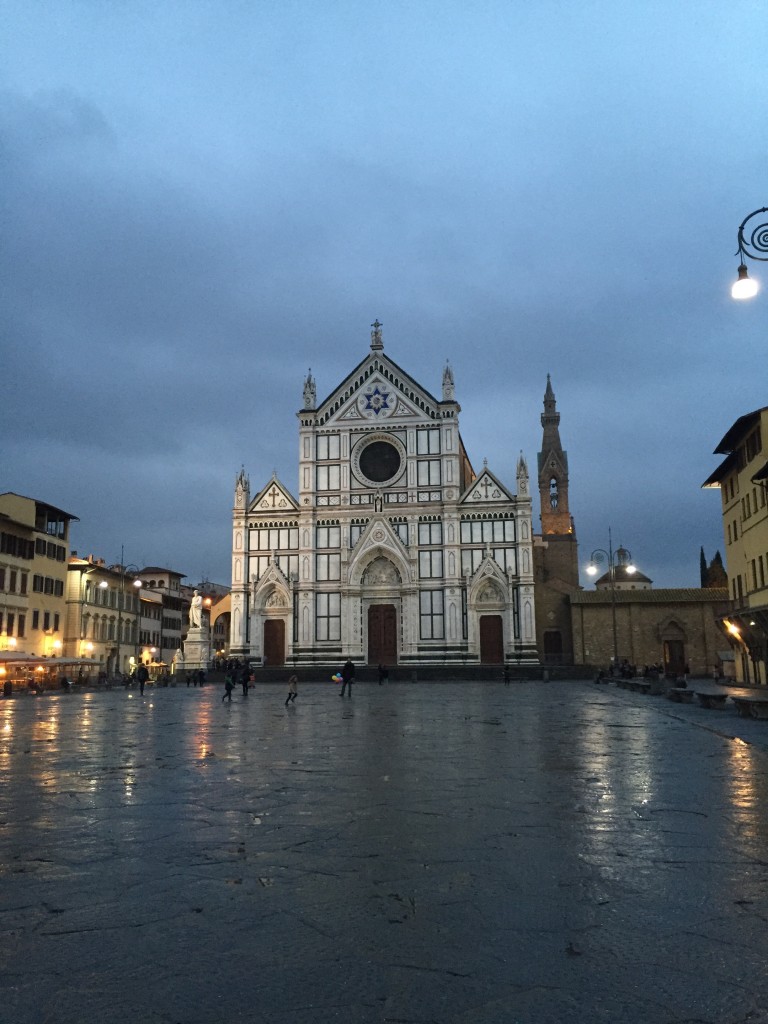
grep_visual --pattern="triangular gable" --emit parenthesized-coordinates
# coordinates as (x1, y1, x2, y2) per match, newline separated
(468, 555, 509, 598)
(460, 468, 515, 505)
(348, 515, 411, 585)
(315, 353, 441, 426)
(249, 476, 299, 514)
(355, 515, 409, 556)
(253, 561, 292, 602)
(537, 447, 569, 476)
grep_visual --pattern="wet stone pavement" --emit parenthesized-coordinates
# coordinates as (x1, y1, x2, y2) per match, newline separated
(2, 680, 768, 1024)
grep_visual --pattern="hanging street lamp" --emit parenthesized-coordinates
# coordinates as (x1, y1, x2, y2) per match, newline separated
(732, 207, 768, 300)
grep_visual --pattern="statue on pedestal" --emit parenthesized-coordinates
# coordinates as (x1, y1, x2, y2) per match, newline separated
(189, 590, 203, 629)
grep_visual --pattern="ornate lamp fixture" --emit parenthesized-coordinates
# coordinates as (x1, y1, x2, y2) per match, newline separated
(732, 207, 768, 299)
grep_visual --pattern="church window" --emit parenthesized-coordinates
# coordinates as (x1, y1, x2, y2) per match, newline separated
(460, 518, 515, 545)
(276, 555, 298, 579)
(493, 548, 517, 573)
(317, 435, 340, 460)
(461, 550, 483, 576)
(316, 592, 341, 641)
(316, 553, 341, 581)
(419, 550, 443, 578)
(316, 526, 341, 548)
(250, 555, 269, 580)
(417, 460, 441, 486)
(418, 522, 442, 545)
(317, 465, 340, 490)
(350, 519, 369, 546)
(389, 519, 408, 545)
(420, 590, 444, 639)
(253, 527, 298, 551)
(359, 440, 402, 483)
(417, 428, 440, 455)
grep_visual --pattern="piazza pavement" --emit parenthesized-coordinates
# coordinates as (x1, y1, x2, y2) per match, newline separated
(2, 677, 768, 1024)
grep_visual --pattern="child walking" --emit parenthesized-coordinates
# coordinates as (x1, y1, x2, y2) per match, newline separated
(285, 674, 298, 706)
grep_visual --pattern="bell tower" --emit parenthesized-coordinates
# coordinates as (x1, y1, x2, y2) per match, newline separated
(533, 374, 579, 667)
(538, 375, 573, 536)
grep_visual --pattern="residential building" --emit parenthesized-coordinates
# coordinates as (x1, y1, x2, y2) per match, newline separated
(0, 492, 77, 657)
(65, 556, 141, 675)
(136, 567, 186, 666)
(703, 406, 768, 684)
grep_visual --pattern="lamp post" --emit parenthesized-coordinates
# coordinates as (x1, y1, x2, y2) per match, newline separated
(586, 528, 636, 667)
(732, 207, 768, 299)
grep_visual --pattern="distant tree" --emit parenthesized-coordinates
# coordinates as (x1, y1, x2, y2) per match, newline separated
(700, 546, 707, 587)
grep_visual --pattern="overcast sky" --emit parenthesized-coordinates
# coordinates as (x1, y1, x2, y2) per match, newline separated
(3, 0, 766, 588)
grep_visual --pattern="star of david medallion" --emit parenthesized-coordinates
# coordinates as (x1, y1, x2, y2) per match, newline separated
(358, 384, 392, 418)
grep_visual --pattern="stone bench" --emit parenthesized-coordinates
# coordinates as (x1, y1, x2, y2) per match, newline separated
(627, 680, 652, 694)
(692, 687, 731, 709)
(666, 687, 695, 704)
(730, 694, 768, 719)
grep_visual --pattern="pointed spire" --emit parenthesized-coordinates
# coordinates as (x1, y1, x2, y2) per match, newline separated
(517, 451, 529, 496)
(303, 368, 316, 410)
(442, 360, 455, 401)
(542, 373, 559, 427)
(538, 375, 571, 534)
(370, 319, 384, 351)
(235, 466, 250, 508)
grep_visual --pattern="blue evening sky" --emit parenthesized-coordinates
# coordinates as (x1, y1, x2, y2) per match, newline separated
(2, 0, 766, 586)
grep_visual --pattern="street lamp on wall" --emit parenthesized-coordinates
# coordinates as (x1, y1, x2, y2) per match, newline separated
(732, 207, 768, 299)
(586, 528, 636, 667)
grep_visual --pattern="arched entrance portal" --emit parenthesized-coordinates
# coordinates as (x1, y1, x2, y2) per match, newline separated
(479, 615, 504, 663)
(368, 605, 397, 665)
(264, 620, 285, 667)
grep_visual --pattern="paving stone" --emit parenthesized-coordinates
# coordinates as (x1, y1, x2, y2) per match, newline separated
(1, 681, 768, 1023)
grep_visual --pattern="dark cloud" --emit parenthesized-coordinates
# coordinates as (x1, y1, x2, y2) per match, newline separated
(2, 2, 765, 586)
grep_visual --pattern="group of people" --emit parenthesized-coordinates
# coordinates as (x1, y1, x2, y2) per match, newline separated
(222, 663, 256, 702)
(221, 658, 363, 705)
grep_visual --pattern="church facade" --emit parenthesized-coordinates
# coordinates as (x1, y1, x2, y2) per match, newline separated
(230, 323, 537, 668)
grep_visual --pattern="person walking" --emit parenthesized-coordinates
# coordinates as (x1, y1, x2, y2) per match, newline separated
(285, 674, 298, 706)
(377, 663, 388, 685)
(340, 658, 354, 697)
(136, 663, 149, 696)
(503, 665, 511, 686)
(222, 673, 234, 703)
(240, 666, 250, 697)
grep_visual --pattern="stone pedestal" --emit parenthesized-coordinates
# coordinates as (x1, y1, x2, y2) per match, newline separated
(182, 627, 210, 671)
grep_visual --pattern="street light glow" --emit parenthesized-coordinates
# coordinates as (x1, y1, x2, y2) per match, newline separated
(732, 264, 759, 300)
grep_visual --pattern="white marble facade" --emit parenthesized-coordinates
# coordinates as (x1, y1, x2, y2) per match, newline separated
(230, 323, 537, 666)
